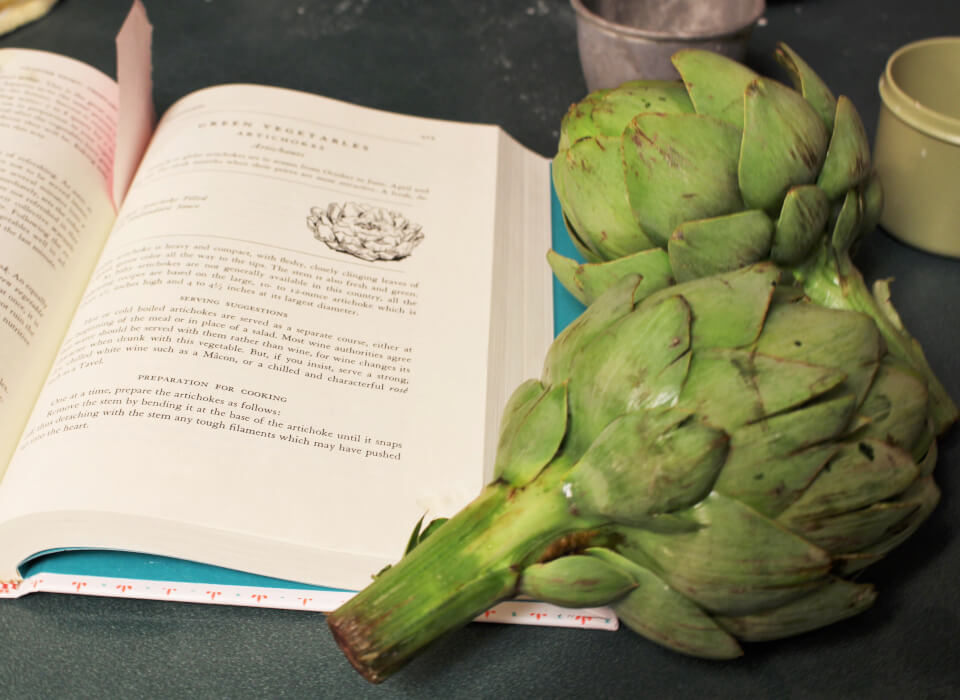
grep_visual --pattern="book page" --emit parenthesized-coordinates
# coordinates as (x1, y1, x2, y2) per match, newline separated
(0, 49, 118, 473)
(0, 84, 550, 590)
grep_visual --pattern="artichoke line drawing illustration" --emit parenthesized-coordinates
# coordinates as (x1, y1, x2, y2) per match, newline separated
(307, 202, 425, 262)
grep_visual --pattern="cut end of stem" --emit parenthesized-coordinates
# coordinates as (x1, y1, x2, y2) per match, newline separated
(327, 614, 394, 684)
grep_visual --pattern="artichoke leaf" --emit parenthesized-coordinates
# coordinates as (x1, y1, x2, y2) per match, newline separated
(858, 170, 884, 237)
(546, 248, 589, 305)
(640, 263, 780, 351)
(403, 515, 450, 556)
(557, 89, 610, 151)
(716, 577, 875, 642)
(831, 187, 864, 255)
(722, 395, 857, 482)
(565, 295, 692, 454)
(619, 492, 832, 616)
(588, 547, 743, 659)
(496, 379, 545, 444)
(852, 357, 929, 451)
(518, 554, 636, 607)
(559, 211, 605, 264)
(679, 348, 848, 432)
(494, 381, 568, 486)
(772, 184, 830, 266)
(755, 301, 882, 405)
(917, 436, 938, 477)
(590, 79, 694, 136)
(541, 274, 641, 386)
(774, 42, 838, 133)
(791, 499, 920, 554)
(817, 96, 872, 201)
(739, 78, 830, 212)
(714, 444, 838, 518)
(553, 138, 655, 259)
(671, 48, 759, 129)
(834, 476, 940, 574)
(546, 247, 673, 307)
(622, 112, 744, 246)
(668, 209, 774, 283)
(778, 439, 920, 526)
(564, 409, 728, 523)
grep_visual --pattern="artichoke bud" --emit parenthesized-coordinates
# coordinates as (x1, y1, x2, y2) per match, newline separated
(518, 553, 636, 607)
(548, 44, 958, 437)
(493, 380, 568, 486)
(563, 409, 728, 523)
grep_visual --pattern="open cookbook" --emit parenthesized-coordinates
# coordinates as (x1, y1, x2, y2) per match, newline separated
(0, 2, 615, 629)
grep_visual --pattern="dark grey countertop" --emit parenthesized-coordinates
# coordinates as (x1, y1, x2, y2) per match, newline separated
(2, 1, 959, 697)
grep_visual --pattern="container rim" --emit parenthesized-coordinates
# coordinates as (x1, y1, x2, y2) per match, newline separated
(879, 36, 960, 146)
(570, 0, 766, 42)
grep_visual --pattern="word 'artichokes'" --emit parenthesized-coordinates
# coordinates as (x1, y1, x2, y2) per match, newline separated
(329, 264, 940, 682)
(550, 43, 957, 433)
(307, 202, 424, 262)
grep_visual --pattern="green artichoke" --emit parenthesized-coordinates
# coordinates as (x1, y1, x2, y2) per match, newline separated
(329, 264, 940, 682)
(550, 43, 957, 434)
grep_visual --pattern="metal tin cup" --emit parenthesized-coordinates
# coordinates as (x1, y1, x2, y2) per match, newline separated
(570, 0, 765, 90)
(874, 37, 960, 257)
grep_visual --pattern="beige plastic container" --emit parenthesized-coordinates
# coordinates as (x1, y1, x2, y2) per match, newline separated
(874, 37, 960, 257)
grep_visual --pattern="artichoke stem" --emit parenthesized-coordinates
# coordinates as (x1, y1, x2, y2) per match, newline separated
(327, 475, 586, 683)
(796, 247, 958, 434)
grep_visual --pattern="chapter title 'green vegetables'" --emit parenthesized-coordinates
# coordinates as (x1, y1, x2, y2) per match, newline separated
(549, 43, 957, 434)
(329, 265, 941, 682)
